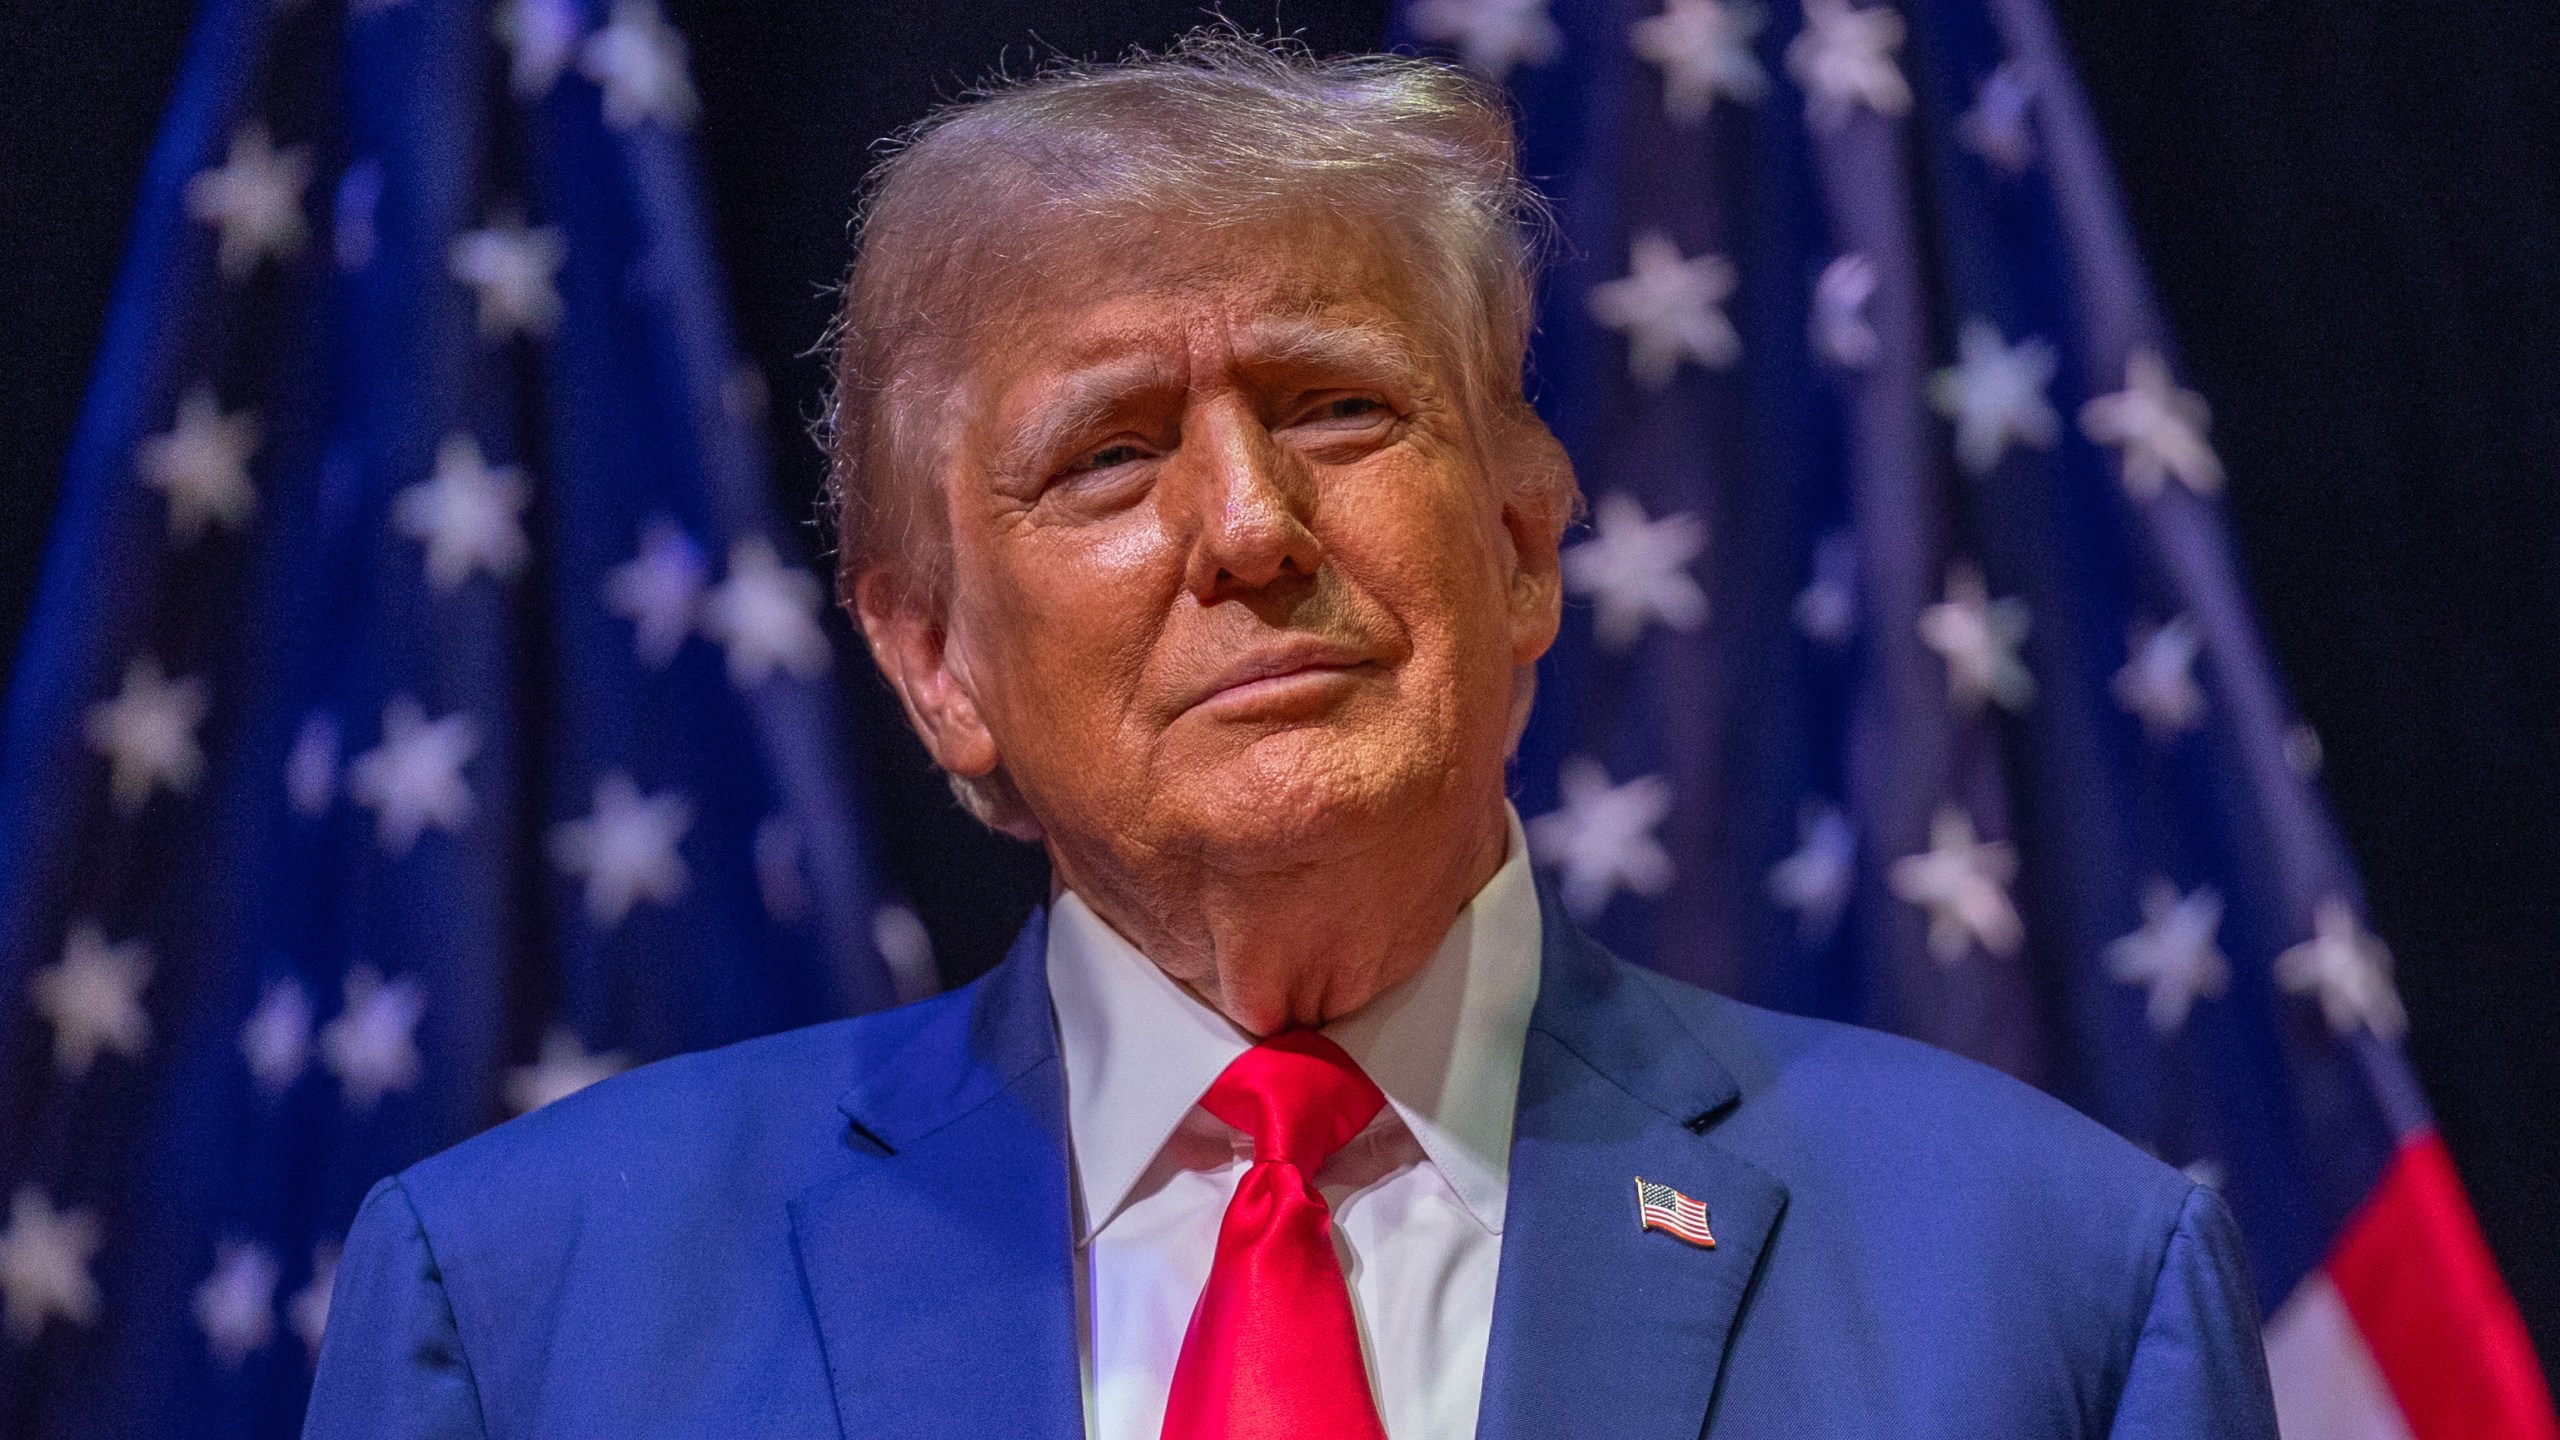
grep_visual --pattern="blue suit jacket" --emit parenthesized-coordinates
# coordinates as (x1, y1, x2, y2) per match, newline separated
(305, 887, 2279, 1438)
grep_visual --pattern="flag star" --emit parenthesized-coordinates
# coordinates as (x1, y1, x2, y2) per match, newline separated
(290, 1241, 338, 1363)
(580, 0, 699, 132)
(1529, 758, 1677, 920)
(1768, 802, 1856, 943)
(1590, 233, 1741, 386)
(1918, 562, 2036, 714)
(700, 537, 834, 688)
(85, 654, 210, 814)
(347, 696, 480, 854)
(2080, 349, 2224, 500)
(505, 1025, 631, 1114)
(1808, 252, 1881, 370)
(395, 434, 531, 590)
(183, 123, 312, 281)
(193, 1240, 279, 1367)
(1793, 528, 1858, 645)
(1888, 806, 2023, 964)
(0, 1187, 103, 1343)
(2106, 880, 2231, 1033)
(1957, 62, 2039, 175)
(1785, 0, 1911, 131)
(319, 965, 425, 1110)
(1564, 492, 1709, 648)
(286, 710, 339, 816)
(241, 977, 315, 1095)
(2276, 897, 2407, 1042)
(1631, 0, 1770, 121)
(31, 921, 153, 1077)
(874, 903, 940, 1003)
(2114, 614, 2207, 740)
(1409, 0, 1564, 79)
(605, 520, 709, 668)
(1930, 319, 2059, 474)
(137, 387, 260, 545)
(448, 213, 567, 340)
(495, 0, 585, 97)
(549, 771, 693, 928)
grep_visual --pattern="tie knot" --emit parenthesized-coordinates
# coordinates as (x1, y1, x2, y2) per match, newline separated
(1198, 1030, 1386, 1173)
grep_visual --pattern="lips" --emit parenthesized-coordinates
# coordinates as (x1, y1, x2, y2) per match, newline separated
(1184, 638, 1377, 714)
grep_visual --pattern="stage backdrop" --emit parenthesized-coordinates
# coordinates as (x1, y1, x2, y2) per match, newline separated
(1386, 1, 2555, 1437)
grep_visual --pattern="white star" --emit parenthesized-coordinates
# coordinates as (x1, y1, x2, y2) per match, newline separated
(194, 1239, 279, 1367)
(184, 123, 312, 281)
(605, 520, 708, 668)
(2276, 897, 2407, 1042)
(1792, 528, 1857, 644)
(1589, 232, 1741, 386)
(241, 977, 315, 1095)
(394, 434, 531, 591)
(1409, 0, 1563, 79)
(2114, 614, 2206, 740)
(2080, 349, 2224, 500)
(1785, 0, 1911, 131)
(1808, 252, 1880, 370)
(1529, 758, 1677, 920)
(285, 710, 339, 817)
(30, 921, 152, 1077)
(495, 0, 585, 97)
(1957, 62, 2038, 175)
(2106, 880, 2230, 1033)
(755, 815, 808, 925)
(1768, 802, 1855, 943)
(319, 965, 425, 1111)
(448, 213, 567, 340)
(347, 696, 480, 855)
(0, 1187, 102, 1343)
(873, 904, 939, 1004)
(1918, 562, 2035, 714)
(137, 387, 260, 544)
(580, 0, 699, 132)
(1930, 318, 2059, 474)
(548, 771, 693, 928)
(290, 1241, 338, 1364)
(699, 537, 833, 688)
(85, 654, 210, 814)
(1631, 0, 1769, 121)
(1563, 492, 1709, 648)
(505, 1026, 630, 1114)
(1888, 806, 2022, 964)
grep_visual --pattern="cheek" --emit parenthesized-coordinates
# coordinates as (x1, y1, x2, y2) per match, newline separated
(956, 516, 1173, 745)
(1327, 464, 1515, 667)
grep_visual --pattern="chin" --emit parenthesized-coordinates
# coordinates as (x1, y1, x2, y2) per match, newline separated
(1157, 718, 1477, 868)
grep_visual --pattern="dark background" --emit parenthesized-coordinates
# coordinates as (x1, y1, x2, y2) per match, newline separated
(4, 0, 2554, 1371)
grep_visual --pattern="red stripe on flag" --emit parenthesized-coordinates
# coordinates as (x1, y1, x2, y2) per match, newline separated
(2327, 1131, 2558, 1440)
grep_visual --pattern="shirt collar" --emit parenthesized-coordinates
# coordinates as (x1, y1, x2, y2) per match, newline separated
(1045, 807, 1542, 1244)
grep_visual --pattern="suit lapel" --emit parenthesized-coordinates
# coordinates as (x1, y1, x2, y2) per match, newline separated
(789, 914, 1085, 1440)
(1475, 884, 1790, 1440)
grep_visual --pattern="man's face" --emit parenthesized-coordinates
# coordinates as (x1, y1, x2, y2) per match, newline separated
(870, 210, 1564, 875)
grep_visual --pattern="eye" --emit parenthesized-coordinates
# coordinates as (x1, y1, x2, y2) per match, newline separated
(1077, 442, 1147, 471)
(1322, 396, 1382, 421)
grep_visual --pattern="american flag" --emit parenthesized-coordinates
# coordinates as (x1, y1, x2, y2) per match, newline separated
(1636, 1176, 1718, 1247)
(1398, 0, 2559, 1436)
(0, 1, 910, 1434)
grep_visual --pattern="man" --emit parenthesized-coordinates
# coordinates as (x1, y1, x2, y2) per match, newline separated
(306, 35, 2279, 1440)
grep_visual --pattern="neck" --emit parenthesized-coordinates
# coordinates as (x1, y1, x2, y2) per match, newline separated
(1046, 794, 1512, 1036)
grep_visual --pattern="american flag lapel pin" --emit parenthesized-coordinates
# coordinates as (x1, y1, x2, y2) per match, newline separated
(1634, 1176, 1716, 1248)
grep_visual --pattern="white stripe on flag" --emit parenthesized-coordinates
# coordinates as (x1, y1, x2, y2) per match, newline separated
(2265, 1271, 2419, 1440)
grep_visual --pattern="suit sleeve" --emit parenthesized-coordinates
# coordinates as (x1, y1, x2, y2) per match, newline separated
(2106, 1183, 2281, 1439)
(303, 1175, 490, 1440)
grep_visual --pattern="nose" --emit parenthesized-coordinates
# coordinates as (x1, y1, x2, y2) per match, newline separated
(1175, 400, 1323, 605)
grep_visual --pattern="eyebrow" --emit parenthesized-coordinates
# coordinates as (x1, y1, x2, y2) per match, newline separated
(992, 320, 1426, 479)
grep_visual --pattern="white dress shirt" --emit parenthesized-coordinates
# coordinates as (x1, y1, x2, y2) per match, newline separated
(1045, 810, 1544, 1440)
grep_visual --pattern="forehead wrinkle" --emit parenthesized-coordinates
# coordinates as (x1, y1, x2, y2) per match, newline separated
(1232, 317, 1429, 389)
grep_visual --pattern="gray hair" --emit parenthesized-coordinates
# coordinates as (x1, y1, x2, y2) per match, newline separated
(819, 28, 1566, 603)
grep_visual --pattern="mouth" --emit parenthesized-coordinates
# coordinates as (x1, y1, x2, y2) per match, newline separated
(1185, 638, 1379, 719)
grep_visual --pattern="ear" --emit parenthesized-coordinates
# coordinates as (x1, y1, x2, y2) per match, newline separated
(852, 566, 1004, 784)
(1493, 413, 1574, 669)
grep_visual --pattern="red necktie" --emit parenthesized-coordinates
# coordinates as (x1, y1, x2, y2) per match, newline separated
(1159, 1029, 1391, 1440)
